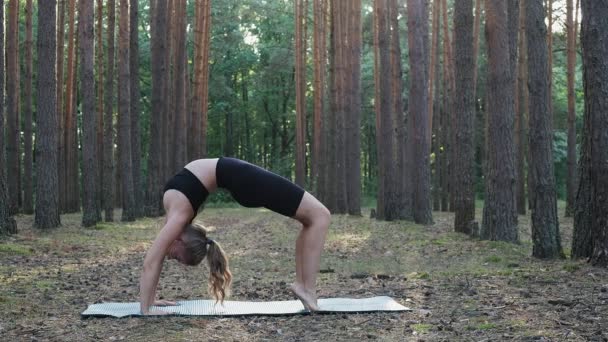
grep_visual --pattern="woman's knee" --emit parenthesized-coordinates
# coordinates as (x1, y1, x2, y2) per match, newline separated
(312, 205, 331, 229)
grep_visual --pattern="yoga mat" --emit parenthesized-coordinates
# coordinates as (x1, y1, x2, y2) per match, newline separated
(81, 296, 410, 318)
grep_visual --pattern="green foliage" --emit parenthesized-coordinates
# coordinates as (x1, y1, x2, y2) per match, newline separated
(0, 243, 33, 255)
(411, 323, 433, 333)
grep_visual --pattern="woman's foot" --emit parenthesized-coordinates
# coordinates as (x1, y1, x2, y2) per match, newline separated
(289, 283, 319, 311)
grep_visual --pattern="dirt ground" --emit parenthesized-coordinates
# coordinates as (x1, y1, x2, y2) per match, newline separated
(1, 207, 607, 341)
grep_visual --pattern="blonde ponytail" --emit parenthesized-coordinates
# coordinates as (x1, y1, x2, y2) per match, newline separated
(206, 240, 232, 303)
(182, 224, 233, 303)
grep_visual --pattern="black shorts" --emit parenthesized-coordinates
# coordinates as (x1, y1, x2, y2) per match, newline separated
(163, 168, 209, 214)
(216, 157, 305, 217)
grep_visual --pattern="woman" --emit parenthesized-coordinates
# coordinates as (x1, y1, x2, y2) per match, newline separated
(139, 157, 331, 315)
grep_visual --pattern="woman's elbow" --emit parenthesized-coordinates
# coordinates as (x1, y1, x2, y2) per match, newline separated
(142, 254, 162, 272)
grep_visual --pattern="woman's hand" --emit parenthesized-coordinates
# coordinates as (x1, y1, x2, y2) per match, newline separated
(153, 299, 178, 306)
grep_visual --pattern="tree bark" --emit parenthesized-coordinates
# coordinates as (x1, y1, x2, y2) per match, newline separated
(431, 0, 441, 212)
(481, 0, 518, 243)
(57, 0, 67, 212)
(104, 0, 116, 221)
(64, 0, 79, 213)
(23, 0, 34, 214)
(440, 0, 454, 212)
(473, 0, 482, 95)
(453, 0, 476, 235)
(526, 0, 563, 258)
(130, 0, 143, 218)
(565, 0, 577, 217)
(118, 0, 136, 221)
(200, 0, 211, 157)
(407, 0, 433, 224)
(374, 0, 398, 220)
(295, 0, 307, 187)
(546, 0, 553, 130)
(35, 0, 61, 230)
(389, 0, 409, 219)
(578, 0, 608, 266)
(0, 0, 17, 235)
(312, 0, 327, 199)
(172, 0, 187, 172)
(80, 0, 98, 227)
(347, 0, 362, 216)
(146, 0, 167, 217)
(6, 0, 20, 214)
(516, 0, 528, 215)
(326, 0, 347, 214)
(96, 0, 104, 221)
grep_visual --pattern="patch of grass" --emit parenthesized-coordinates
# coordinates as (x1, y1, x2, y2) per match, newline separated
(34, 280, 55, 289)
(510, 319, 528, 328)
(0, 243, 33, 255)
(485, 255, 502, 263)
(562, 262, 581, 272)
(411, 323, 433, 333)
(415, 272, 431, 279)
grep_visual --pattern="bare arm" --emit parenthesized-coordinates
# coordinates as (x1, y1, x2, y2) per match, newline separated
(139, 214, 189, 314)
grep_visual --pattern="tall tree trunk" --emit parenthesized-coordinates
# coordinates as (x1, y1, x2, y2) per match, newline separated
(200, 0, 211, 157)
(6, 0, 20, 214)
(189, 1, 201, 161)
(172, 0, 187, 171)
(104, 0, 116, 221)
(481, 0, 518, 243)
(453, 0, 476, 235)
(57, 0, 67, 213)
(439, 1, 449, 212)
(389, 0, 408, 219)
(118, 0, 136, 221)
(312, 0, 327, 199)
(578, 0, 608, 266)
(516, 0, 528, 215)
(325, 0, 337, 210)
(473, 0, 482, 95)
(526, 0, 563, 258)
(429, 0, 443, 210)
(327, 0, 347, 213)
(80, 0, 98, 227)
(96, 0, 104, 221)
(0, 0, 17, 235)
(295, 0, 307, 186)
(407, 0, 432, 224)
(374, 0, 396, 220)
(546, 0, 553, 127)
(336, 0, 348, 213)
(64, 0, 78, 213)
(163, 0, 175, 182)
(146, 0, 167, 217)
(441, 0, 454, 212)
(23, 0, 34, 214)
(347, 0, 362, 216)
(565, 0, 577, 217)
(35, 0, 61, 230)
(130, 0, 143, 218)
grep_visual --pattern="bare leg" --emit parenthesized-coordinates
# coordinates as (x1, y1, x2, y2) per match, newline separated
(295, 229, 304, 284)
(290, 192, 330, 311)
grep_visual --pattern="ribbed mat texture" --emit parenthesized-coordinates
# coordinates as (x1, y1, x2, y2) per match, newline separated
(81, 296, 410, 318)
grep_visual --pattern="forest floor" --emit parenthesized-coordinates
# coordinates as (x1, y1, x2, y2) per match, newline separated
(1, 205, 607, 341)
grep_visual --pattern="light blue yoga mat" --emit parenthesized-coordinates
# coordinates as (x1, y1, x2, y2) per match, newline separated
(81, 296, 410, 318)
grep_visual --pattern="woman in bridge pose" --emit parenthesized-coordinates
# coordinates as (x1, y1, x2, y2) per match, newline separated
(139, 157, 331, 315)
